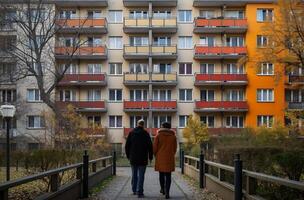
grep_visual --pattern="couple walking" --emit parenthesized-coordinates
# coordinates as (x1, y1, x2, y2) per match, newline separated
(125, 119, 177, 199)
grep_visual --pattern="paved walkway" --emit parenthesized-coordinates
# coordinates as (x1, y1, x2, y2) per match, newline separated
(91, 167, 219, 200)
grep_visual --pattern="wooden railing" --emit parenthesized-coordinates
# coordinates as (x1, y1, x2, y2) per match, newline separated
(182, 153, 304, 200)
(0, 151, 116, 200)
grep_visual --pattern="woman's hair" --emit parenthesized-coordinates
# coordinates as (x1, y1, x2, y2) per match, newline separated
(161, 122, 171, 129)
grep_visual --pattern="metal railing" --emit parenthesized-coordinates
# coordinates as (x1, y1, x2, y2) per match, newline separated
(0, 151, 116, 200)
(56, 18, 107, 29)
(123, 72, 177, 83)
(181, 152, 304, 200)
(194, 18, 248, 28)
(194, 45, 247, 55)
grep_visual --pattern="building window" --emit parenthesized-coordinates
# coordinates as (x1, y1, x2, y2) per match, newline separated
(1, 118, 17, 129)
(200, 116, 215, 128)
(129, 11, 148, 19)
(257, 35, 269, 47)
(87, 116, 101, 128)
(258, 63, 274, 75)
(199, 10, 215, 19)
(179, 115, 189, 128)
(130, 36, 149, 46)
(179, 89, 192, 101)
(257, 115, 273, 127)
(285, 89, 303, 102)
(178, 10, 192, 22)
(130, 63, 148, 74)
(153, 37, 171, 46)
(153, 63, 172, 74)
(200, 90, 215, 101)
(109, 37, 122, 49)
(153, 90, 171, 101)
(0, 89, 16, 103)
(130, 90, 147, 101)
(109, 63, 122, 75)
(257, 89, 274, 102)
(224, 90, 244, 101)
(59, 90, 76, 101)
(32, 62, 45, 74)
(61, 64, 77, 74)
(109, 116, 122, 128)
(226, 63, 244, 74)
(178, 37, 192, 49)
(27, 89, 41, 102)
(153, 11, 172, 19)
(226, 116, 244, 128)
(87, 10, 102, 19)
(88, 64, 102, 74)
(153, 115, 172, 128)
(224, 10, 245, 19)
(27, 116, 45, 129)
(87, 89, 101, 101)
(109, 89, 122, 101)
(200, 63, 215, 74)
(108, 10, 122, 23)
(200, 36, 215, 47)
(226, 36, 244, 47)
(130, 116, 148, 128)
(179, 63, 192, 75)
(257, 9, 273, 22)
(0, 63, 15, 75)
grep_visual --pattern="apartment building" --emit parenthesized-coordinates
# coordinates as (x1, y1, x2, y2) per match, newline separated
(0, 0, 290, 152)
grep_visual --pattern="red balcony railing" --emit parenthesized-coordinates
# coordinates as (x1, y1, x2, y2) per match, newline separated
(288, 75, 304, 83)
(195, 18, 247, 27)
(123, 100, 149, 110)
(56, 18, 107, 28)
(195, 74, 247, 83)
(81, 127, 107, 136)
(56, 100, 106, 110)
(208, 128, 243, 135)
(195, 101, 248, 110)
(195, 45, 247, 55)
(55, 45, 107, 56)
(58, 73, 106, 85)
(124, 127, 177, 137)
(151, 100, 177, 110)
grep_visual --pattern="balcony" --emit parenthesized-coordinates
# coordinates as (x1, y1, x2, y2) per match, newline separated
(287, 102, 304, 110)
(81, 127, 107, 137)
(123, 73, 177, 86)
(151, 45, 177, 59)
(151, 100, 177, 112)
(123, 0, 177, 7)
(123, 45, 149, 59)
(194, 101, 248, 112)
(195, 73, 248, 86)
(124, 127, 177, 138)
(287, 75, 304, 84)
(123, 100, 149, 112)
(193, 0, 266, 6)
(55, 45, 107, 60)
(58, 73, 107, 86)
(54, 0, 108, 7)
(123, 18, 177, 33)
(0, 23, 16, 32)
(194, 18, 247, 33)
(56, 100, 107, 112)
(208, 128, 243, 135)
(194, 45, 247, 60)
(56, 18, 107, 34)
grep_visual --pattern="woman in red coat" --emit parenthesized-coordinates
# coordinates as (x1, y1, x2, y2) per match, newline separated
(153, 122, 177, 199)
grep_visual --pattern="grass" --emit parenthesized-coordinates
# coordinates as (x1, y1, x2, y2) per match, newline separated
(89, 176, 113, 195)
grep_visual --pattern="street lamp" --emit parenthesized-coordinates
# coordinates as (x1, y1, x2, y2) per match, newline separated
(0, 105, 16, 181)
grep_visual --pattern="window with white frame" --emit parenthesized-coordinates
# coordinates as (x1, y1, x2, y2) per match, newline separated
(130, 116, 148, 128)
(59, 90, 76, 101)
(109, 116, 122, 128)
(153, 90, 172, 101)
(178, 37, 192, 49)
(257, 35, 268, 47)
(178, 10, 192, 22)
(108, 10, 122, 23)
(224, 90, 244, 101)
(88, 64, 102, 74)
(153, 63, 172, 74)
(226, 116, 244, 128)
(226, 36, 244, 47)
(153, 115, 172, 128)
(200, 116, 215, 128)
(199, 10, 215, 19)
(27, 89, 41, 102)
(27, 116, 45, 128)
(130, 63, 148, 74)
(87, 116, 101, 128)
(0, 89, 16, 103)
(88, 89, 101, 101)
(153, 11, 172, 19)
(130, 36, 148, 46)
(129, 11, 148, 19)
(179, 115, 189, 128)
(153, 37, 171, 46)
(130, 90, 148, 101)
(58, 37, 76, 47)
(0, 63, 15, 75)
(61, 63, 77, 74)
(258, 63, 274, 75)
(59, 10, 77, 19)
(109, 89, 122, 101)
(32, 62, 45, 74)
(109, 63, 122, 75)
(285, 89, 303, 102)
(179, 63, 192, 75)
(200, 90, 215, 101)
(108, 37, 122, 49)
(200, 63, 215, 74)
(30, 9, 47, 21)
(87, 10, 102, 19)
(257, 115, 273, 127)
(200, 36, 215, 47)
(226, 63, 244, 74)
(257, 89, 274, 102)
(257, 9, 273, 22)
(224, 10, 244, 19)
(179, 89, 192, 101)
(87, 37, 102, 47)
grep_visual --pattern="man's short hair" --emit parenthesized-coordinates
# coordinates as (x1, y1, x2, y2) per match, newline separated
(161, 122, 171, 129)
(137, 119, 145, 126)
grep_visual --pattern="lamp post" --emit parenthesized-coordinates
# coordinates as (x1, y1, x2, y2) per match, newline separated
(0, 105, 16, 181)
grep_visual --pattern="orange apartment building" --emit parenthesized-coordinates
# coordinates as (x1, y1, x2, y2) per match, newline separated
(1, 0, 295, 151)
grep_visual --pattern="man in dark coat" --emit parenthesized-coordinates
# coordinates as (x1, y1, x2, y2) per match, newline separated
(125, 119, 153, 198)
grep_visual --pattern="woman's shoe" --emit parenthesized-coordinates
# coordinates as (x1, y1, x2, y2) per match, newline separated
(165, 194, 170, 199)
(160, 189, 165, 195)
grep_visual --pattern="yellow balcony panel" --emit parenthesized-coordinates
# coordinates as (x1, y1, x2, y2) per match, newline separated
(124, 45, 149, 59)
(124, 18, 149, 33)
(151, 18, 177, 33)
(151, 73, 177, 85)
(137, 74, 150, 81)
(151, 45, 177, 59)
(124, 73, 150, 85)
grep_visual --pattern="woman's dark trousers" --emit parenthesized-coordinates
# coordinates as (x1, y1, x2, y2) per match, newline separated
(159, 172, 172, 195)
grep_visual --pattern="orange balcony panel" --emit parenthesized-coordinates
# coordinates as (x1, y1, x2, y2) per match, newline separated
(195, 101, 248, 110)
(56, 18, 106, 28)
(195, 46, 247, 55)
(55, 46, 107, 57)
(195, 74, 247, 82)
(59, 74, 106, 84)
(151, 101, 177, 110)
(124, 101, 149, 110)
(195, 18, 247, 27)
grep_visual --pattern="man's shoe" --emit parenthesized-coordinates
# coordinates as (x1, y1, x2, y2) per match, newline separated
(138, 194, 144, 198)
(160, 189, 165, 195)
(133, 192, 137, 195)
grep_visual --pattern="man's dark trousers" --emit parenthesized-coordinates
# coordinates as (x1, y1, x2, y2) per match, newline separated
(131, 165, 146, 195)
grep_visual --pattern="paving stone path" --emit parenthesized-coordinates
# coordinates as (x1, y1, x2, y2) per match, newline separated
(92, 167, 220, 200)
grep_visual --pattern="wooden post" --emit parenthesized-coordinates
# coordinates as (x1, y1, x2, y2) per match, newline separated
(50, 173, 59, 192)
(82, 150, 89, 198)
(76, 166, 82, 180)
(92, 162, 97, 173)
(219, 168, 225, 181)
(181, 150, 184, 174)
(246, 176, 257, 195)
(0, 189, 8, 200)
(102, 159, 106, 168)
(199, 153, 205, 188)
(113, 151, 116, 176)
(234, 154, 243, 200)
